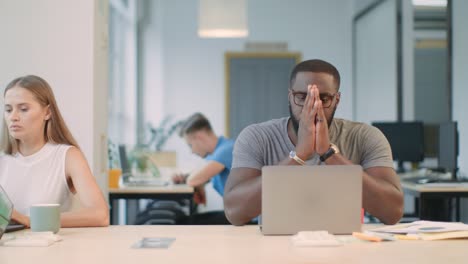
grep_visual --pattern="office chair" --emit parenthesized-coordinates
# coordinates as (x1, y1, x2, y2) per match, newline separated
(134, 200, 187, 225)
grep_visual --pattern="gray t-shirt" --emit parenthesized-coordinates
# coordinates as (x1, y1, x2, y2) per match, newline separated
(232, 117, 393, 170)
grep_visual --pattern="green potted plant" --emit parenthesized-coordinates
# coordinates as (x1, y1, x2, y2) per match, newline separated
(146, 116, 185, 152)
(129, 116, 184, 175)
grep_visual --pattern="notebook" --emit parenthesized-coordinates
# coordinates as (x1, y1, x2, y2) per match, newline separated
(261, 165, 362, 235)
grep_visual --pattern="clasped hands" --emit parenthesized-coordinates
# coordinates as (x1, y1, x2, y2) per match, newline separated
(295, 85, 331, 161)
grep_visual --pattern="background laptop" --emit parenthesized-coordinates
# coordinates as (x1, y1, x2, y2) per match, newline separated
(261, 165, 362, 235)
(118, 145, 168, 187)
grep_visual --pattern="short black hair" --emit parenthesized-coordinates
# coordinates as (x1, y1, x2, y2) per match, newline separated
(289, 59, 341, 90)
(179, 112, 213, 137)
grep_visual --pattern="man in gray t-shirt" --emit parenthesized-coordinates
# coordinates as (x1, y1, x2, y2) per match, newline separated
(224, 59, 403, 226)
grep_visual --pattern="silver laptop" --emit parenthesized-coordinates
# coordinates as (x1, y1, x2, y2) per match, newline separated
(118, 145, 168, 187)
(261, 165, 362, 235)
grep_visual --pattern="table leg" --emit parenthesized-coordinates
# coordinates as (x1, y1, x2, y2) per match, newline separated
(126, 199, 139, 225)
(418, 194, 424, 220)
(110, 196, 114, 225)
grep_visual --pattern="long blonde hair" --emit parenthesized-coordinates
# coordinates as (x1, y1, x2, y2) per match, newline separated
(1, 75, 79, 154)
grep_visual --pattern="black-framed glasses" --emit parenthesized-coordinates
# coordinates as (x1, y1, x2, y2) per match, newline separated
(290, 90, 339, 108)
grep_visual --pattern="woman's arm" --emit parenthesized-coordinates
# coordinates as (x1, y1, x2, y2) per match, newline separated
(61, 147, 109, 227)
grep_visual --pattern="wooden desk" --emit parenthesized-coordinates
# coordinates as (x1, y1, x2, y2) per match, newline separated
(109, 184, 194, 225)
(2, 225, 468, 264)
(402, 181, 468, 221)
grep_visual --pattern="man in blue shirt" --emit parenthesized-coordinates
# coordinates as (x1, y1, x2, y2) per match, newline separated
(172, 113, 234, 224)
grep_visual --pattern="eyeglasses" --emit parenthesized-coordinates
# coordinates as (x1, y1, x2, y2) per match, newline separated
(290, 90, 339, 108)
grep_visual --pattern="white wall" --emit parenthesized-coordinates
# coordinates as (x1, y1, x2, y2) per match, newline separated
(354, 0, 381, 14)
(141, 0, 165, 130)
(353, 0, 414, 123)
(0, 0, 108, 193)
(452, 0, 468, 178)
(354, 0, 398, 123)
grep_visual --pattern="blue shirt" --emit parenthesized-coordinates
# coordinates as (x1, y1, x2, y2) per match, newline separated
(205, 136, 234, 197)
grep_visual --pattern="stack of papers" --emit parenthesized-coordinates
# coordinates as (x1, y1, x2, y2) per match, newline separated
(0, 231, 62, 247)
(371, 221, 468, 240)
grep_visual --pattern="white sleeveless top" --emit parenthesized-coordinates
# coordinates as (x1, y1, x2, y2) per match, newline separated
(0, 143, 73, 215)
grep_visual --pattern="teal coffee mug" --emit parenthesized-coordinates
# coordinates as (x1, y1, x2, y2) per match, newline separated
(30, 204, 60, 233)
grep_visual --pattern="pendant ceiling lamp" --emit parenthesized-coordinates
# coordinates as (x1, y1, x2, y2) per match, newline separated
(198, 0, 248, 38)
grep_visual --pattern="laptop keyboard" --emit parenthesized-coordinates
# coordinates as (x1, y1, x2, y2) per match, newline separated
(123, 177, 169, 187)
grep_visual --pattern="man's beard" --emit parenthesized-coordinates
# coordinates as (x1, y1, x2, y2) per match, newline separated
(289, 103, 300, 135)
(288, 104, 337, 135)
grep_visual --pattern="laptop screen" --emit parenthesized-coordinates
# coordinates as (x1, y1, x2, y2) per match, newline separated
(118, 144, 131, 175)
(0, 185, 13, 239)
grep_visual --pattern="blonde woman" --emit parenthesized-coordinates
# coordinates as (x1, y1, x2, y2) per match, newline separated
(0, 75, 109, 227)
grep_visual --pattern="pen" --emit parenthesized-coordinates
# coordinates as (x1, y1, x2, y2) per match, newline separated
(352, 232, 383, 242)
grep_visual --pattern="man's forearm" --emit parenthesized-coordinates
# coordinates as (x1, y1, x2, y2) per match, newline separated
(186, 161, 225, 187)
(362, 174, 403, 224)
(324, 153, 403, 224)
(224, 176, 262, 226)
(186, 173, 205, 187)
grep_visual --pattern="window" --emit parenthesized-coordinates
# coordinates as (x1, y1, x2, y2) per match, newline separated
(108, 0, 138, 146)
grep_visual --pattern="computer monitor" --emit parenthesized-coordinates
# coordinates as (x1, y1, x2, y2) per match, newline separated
(438, 121, 458, 179)
(372, 121, 425, 172)
(423, 124, 439, 158)
(118, 144, 131, 175)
